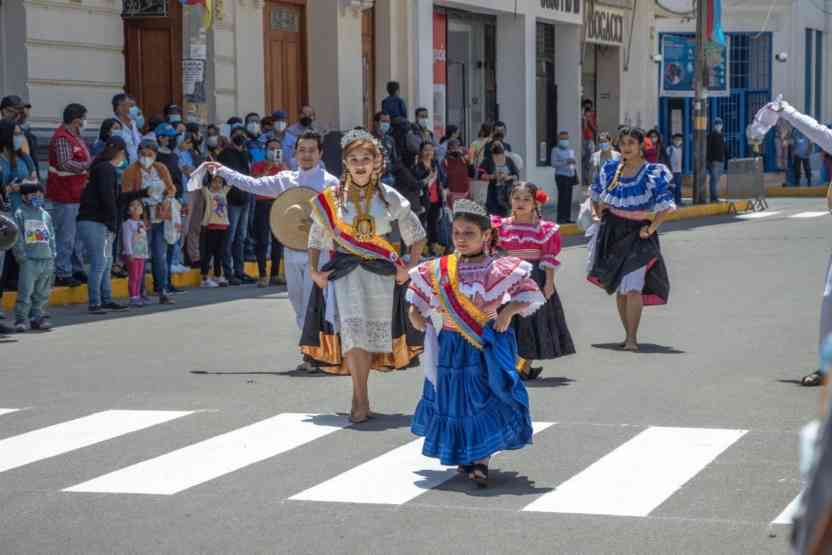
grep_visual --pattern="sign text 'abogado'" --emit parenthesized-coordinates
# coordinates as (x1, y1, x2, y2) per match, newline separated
(586, 5, 624, 45)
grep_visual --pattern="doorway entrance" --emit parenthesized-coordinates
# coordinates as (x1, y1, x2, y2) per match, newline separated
(123, 1, 183, 119)
(264, 0, 307, 123)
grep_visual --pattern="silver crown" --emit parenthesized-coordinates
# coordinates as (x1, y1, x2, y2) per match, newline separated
(453, 198, 487, 218)
(341, 128, 379, 149)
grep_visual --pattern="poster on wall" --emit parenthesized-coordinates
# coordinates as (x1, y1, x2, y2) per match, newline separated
(183, 59, 206, 103)
(433, 11, 447, 139)
(122, 0, 168, 18)
(660, 34, 729, 98)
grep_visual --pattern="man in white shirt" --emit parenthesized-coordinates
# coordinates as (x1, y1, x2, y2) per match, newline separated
(206, 131, 337, 364)
(112, 94, 141, 163)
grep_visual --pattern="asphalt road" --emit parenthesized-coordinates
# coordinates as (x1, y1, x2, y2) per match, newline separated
(0, 198, 828, 555)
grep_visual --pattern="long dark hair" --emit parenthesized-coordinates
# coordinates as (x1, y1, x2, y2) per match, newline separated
(0, 119, 20, 169)
(92, 140, 126, 166)
(617, 126, 645, 145)
(98, 118, 121, 142)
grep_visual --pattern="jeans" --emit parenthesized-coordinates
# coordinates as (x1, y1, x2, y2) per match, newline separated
(48, 201, 84, 278)
(708, 162, 723, 202)
(556, 174, 576, 223)
(76, 220, 113, 307)
(794, 156, 812, 186)
(224, 202, 250, 278)
(672, 172, 683, 206)
(166, 241, 178, 289)
(254, 200, 282, 278)
(14, 258, 53, 322)
(149, 222, 168, 295)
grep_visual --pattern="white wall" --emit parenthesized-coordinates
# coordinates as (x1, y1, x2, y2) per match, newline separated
(234, 2, 266, 119)
(620, 0, 657, 130)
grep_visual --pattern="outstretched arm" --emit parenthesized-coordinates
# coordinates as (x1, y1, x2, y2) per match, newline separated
(779, 102, 832, 155)
(199, 162, 286, 197)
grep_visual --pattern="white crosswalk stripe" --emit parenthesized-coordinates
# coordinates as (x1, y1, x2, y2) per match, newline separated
(0, 410, 194, 474)
(521, 426, 747, 517)
(772, 491, 803, 525)
(0, 406, 802, 523)
(65, 413, 349, 495)
(290, 421, 554, 506)
(738, 211, 781, 219)
(790, 211, 829, 219)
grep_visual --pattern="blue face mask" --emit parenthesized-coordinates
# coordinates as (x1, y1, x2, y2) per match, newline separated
(379, 122, 391, 134)
(134, 115, 145, 129)
(116, 158, 129, 172)
(28, 196, 43, 208)
(559, 139, 570, 148)
(599, 142, 610, 151)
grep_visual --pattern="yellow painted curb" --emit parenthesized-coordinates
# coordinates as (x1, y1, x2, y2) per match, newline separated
(559, 201, 750, 237)
(1, 260, 282, 312)
(767, 186, 826, 198)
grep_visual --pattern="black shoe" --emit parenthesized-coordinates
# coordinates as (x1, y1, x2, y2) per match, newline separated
(73, 271, 88, 284)
(0, 322, 14, 334)
(88, 305, 108, 315)
(55, 276, 81, 288)
(159, 295, 175, 305)
(167, 286, 185, 294)
(238, 274, 256, 284)
(30, 318, 52, 331)
(526, 366, 544, 380)
(269, 275, 286, 286)
(101, 302, 128, 311)
(228, 277, 242, 286)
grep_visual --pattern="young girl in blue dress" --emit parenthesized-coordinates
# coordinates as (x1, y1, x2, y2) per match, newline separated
(588, 126, 676, 352)
(407, 199, 545, 485)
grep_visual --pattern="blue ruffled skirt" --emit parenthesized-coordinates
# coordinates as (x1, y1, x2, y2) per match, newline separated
(411, 326, 534, 465)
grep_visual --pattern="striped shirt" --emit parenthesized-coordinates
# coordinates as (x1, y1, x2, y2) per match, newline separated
(591, 160, 676, 213)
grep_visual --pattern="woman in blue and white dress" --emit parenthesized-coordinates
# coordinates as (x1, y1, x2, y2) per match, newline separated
(588, 127, 676, 352)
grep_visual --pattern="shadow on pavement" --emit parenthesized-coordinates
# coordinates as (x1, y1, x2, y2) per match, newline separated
(524, 376, 575, 388)
(591, 342, 685, 354)
(336, 412, 412, 432)
(422, 469, 553, 498)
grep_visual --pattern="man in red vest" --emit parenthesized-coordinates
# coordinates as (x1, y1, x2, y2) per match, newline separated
(46, 103, 92, 287)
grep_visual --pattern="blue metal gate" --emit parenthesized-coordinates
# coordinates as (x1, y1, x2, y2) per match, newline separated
(659, 32, 776, 173)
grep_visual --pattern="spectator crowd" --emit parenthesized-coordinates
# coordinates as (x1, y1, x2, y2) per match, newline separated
(0, 85, 704, 335)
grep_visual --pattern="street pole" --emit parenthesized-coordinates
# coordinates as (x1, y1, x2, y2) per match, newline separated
(692, 0, 708, 205)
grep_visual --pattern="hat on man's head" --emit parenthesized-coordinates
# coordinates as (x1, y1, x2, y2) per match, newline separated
(139, 138, 159, 152)
(154, 123, 177, 138)
(0, 95, 30, 111)
(106, 135, 127, 151)
(272, 110, 288, 120)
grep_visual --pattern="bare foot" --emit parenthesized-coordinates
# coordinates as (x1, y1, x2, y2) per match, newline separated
(623, 342, 639, 352)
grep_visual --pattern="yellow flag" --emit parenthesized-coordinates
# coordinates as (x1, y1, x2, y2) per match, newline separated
(201, 0, 212, 29)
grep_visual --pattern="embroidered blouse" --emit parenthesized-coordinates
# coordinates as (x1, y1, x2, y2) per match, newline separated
(406, 256, 545, 331)
(308, 182, 426, 251)
(491, 216, 562, 271)
(591, 160, 676, 214)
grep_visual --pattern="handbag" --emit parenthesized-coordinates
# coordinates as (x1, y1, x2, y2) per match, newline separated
(577, 197, 594, 231)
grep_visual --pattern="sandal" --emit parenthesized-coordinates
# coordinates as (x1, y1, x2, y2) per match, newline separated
(457, 464, 473, 475)
(468, 463, 489, 487)
(526, 366, 543, 380)
(801, 370, 825, 387)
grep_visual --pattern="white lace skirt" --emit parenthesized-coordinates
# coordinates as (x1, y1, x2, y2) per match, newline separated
(333, 266, 395, 353)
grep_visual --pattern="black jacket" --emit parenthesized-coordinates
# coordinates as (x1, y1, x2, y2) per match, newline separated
(78, 160, 145, 233)
(155, 150, 184, 198)
(707, 131, 727, 163)
(218, 146, 251, 205)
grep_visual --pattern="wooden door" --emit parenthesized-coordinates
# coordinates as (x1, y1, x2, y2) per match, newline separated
(361, 8, 375, 128)
(264, 1, 306, 123)
(123, 1, 183, 121)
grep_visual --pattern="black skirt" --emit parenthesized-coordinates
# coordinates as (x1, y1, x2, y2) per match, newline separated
(511, 262, 576, 361)
(588, 210, 670, 306)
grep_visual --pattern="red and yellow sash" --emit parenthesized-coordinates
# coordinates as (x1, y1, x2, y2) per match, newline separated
(431, 254, 490, 351)
(310, 187, 404, 268)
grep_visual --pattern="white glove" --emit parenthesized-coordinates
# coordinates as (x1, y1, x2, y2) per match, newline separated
(747, 94, 783, 142)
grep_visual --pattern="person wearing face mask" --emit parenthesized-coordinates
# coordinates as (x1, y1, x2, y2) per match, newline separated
(405, 107, 437, 160)
(372, 111, 400, 187)
(243, 113, 265, 163)
(479, 141, 518, 217)
(10, 184, 56, 332)
(218, 127, 255, 285)
(46, 103, 92, 287)
(112, 94, 141, 162)
(258, 116, 275, 144)
(122, 139, 177, 305)
(92, 119, 123, 157)
(165, 104, 183, 126)
(591, 132, 621, 184)
(271, 110, 289, 144)
(205, 125, 223, 161)
(247, 138, 286, 287)
(550, 131, 578, 224)
(153, 124, 187, 291)
(203, 130, 340, 356)
(706, 117, 728, 203)
(282, 106, 320, 171)
(667, 133, 685, 206)
(78, 136, 149, 314)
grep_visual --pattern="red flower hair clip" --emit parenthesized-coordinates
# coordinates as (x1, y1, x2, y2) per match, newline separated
(534, 190, 549, 205)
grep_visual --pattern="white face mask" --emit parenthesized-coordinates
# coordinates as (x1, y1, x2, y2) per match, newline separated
(275, 121, 287, 132)
(246, 122, 260, 135)
(206, 135, 219, 148)
(419, 117, 431, 129)
(140, 156, 154, 169)
(80, 119, 87, 131)
(267, 149, 280, 162)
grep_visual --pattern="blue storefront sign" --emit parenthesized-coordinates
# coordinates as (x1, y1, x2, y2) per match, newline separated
(660, 34, 729, 97)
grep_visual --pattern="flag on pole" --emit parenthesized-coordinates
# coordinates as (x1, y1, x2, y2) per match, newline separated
(706, 0, 726, 46)
(179, 0, 212, 29)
